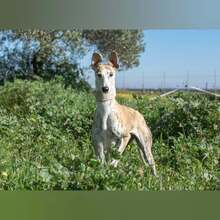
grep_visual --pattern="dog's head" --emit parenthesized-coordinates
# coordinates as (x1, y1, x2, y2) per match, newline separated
(91, 51, 119, 101)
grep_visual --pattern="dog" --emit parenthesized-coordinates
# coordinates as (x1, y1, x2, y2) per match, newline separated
(91, 51, 157, 176)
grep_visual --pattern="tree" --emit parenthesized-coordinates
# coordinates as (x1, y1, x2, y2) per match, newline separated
(15, 30, 145, 72)
(0, 30, 145, 88)
(15, 30, 86, 76)
(83, 30, 145, 70)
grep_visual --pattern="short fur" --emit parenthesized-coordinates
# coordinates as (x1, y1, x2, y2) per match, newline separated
(91, 51, 157, 176)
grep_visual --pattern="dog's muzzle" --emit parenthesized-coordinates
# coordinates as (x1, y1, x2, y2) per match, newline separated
(102, 86, 109, 93)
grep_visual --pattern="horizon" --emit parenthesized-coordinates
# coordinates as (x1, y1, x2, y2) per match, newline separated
(83, 30, 220, 89)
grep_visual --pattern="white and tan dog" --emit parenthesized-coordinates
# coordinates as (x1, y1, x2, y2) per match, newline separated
(91, 51, 157, 176)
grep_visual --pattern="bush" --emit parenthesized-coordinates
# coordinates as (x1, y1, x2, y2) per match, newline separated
(135, 92, 220, 141)
(0, 81, 219, 190)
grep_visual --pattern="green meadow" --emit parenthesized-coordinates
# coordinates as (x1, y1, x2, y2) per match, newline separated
(0, 79, 219, 190)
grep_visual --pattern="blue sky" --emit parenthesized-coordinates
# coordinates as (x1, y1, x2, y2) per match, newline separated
(83, 30, 220, 89)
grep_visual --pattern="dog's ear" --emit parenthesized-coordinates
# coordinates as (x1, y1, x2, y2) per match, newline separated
(91, 52, 102, 69)
(109, 51, 119, 69)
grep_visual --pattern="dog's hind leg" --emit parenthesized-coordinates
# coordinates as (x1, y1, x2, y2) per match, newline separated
(110, 134, 131, 167)
(133, 128, 157, 176)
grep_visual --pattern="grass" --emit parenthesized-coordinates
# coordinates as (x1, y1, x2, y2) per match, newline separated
(0, 79, 219, 190)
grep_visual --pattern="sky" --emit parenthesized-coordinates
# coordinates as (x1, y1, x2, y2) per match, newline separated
(83, 30, 220, 89)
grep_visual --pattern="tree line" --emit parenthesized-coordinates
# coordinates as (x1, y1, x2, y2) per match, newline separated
(0, 30, 145, 90)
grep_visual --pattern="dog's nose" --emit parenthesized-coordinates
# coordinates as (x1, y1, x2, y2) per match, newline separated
(102, 86, 109, 93)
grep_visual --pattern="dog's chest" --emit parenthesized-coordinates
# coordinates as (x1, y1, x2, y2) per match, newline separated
(96, 102, 123, 137)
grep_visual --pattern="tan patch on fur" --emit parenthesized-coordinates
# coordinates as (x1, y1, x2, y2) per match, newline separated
(113, 102, 151, 139)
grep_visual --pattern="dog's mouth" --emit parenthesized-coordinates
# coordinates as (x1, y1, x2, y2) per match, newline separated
(94, 89, 116, 102)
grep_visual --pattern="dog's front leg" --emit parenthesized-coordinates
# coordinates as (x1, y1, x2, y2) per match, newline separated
(110, 134, 131, 167)
(92, 130, 106, 164)
(94, 142, 105, 164)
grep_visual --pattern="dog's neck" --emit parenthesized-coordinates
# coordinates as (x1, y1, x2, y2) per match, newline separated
(94, 90, 117, 121)
(95, 97, 116, 130)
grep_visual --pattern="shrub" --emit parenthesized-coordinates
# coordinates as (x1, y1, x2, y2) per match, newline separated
(135, 92, 220, 141)
(0, 81, 219, 190)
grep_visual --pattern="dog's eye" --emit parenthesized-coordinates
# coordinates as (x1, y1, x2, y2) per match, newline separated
(109, 73, 113, 77)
